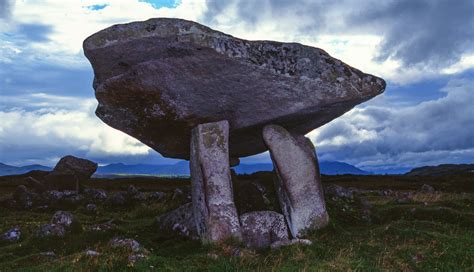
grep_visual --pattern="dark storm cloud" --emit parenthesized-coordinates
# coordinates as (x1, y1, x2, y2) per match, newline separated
(351, 0, 474, 67)
(203, 0, 474, 68)
(0, 0, 14, 19)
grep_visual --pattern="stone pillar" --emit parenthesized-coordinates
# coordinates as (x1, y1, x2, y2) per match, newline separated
(190, 120, 242, 243)
(263, 124, 328, 238)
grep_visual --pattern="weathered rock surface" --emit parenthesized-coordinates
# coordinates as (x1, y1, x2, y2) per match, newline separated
(155, 202, 198, 239)
(190, 121, 241, 243)
(240, 211, 289, 248)
(44, 155, 97, 191)
(83, 18, 385, 160)
(270, 238, 313, 249)
(1, 228, 21, 243)
(263, 125, 328, 238)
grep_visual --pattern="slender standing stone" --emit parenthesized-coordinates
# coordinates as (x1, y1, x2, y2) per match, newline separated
(190, 120, 242, 243)
(263, 124, 329, 238)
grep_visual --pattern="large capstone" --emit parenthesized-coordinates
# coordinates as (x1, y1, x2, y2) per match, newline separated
(83, 18, 386, 160)
(263, 125, 328, 238)
(190, 120, 241, 243)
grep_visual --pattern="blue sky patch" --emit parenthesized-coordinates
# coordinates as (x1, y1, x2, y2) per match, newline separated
(139, 0, 181, 9)
(87, 4, 108, 11)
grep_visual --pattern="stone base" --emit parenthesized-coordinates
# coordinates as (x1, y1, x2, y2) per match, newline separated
(190, 120, 242, 243)
(263, 124, 329, 238)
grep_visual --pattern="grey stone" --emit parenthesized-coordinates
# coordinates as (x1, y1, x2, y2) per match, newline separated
(85, 203, 97, 214)
(83, 18, 385, 160)
(107, 191, 128, 206)
(51, 211, 77, 229)
(37, 224, 66, 238)
(263, 125, 328, 238)
(1, 228, 21, 243)
(324, 184, 354, 199)
(84, 188, 108, 201)
(148, 191, 166, 201)
(190, 120, 241, 243)
(85, 249, 100, 257)
(420, 184, 435, 193)
(155, 202, 198, 239)
(240, 211, 289, 248)
(109, 238, 142, 253)
(270, 238, 313, 249)
(44, 155, 97, 191)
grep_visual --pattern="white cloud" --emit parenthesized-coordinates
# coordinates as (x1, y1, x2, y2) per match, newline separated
(307, 78, 474, 171)
(0, 93, 151, 165)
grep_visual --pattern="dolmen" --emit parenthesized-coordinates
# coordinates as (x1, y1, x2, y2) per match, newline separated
(83, 18, 385, 246)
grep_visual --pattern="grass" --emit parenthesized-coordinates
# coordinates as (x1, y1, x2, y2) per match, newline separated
(0, 173, 473, 271)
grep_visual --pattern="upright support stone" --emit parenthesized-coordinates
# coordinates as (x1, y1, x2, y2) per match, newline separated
(263, 124, 328, 238)
(190, 120, 242, 243)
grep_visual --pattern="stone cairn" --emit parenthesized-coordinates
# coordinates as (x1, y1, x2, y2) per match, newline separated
(83, 18, 385, 247)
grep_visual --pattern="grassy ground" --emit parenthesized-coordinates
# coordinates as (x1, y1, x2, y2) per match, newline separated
(0, 173, 473, 271)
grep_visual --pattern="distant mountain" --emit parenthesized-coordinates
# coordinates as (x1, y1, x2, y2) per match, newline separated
(94, 160, 371, 176)
(95, 161, 190, 176)
(406, 164, 474, 176)
(319, 161, 371, 175)
(0, 163, 51, 176)
(0, 160, 371, 177)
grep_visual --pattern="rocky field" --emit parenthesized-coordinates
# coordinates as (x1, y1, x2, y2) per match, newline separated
(0, 172, 473, 271)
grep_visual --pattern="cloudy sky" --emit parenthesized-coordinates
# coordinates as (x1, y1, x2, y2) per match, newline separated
(0, 0, 473, 172)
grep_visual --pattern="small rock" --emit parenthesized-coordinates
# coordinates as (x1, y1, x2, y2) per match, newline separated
(84, 188, 108, 201)
(132, 192, 147, 202)
(147, 192, 166, 201)
(128, 253, 148, 263)
(89, 220, 117, 232)
(85, 203, 97, 214)
(240, 211, 289, 248)
(51, 211, 75, 229)
(39, 251, 56, 258)
(37, 224, 66, 238)
(109, 238, 142, 253)
(1, 228, 21, 243)
(85, 249, 100, 257)
(155, 202, 198, 239)
(420, 184, 435, 193)
(324, 184, 353, 199)
(127, 185, 139, 195)
(270, 239, 313, 249)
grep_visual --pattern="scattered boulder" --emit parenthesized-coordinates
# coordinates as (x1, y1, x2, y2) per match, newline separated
(190, 121, 242, 243)
(109, 238, 142, 253)
(39, 251, 57, 258)
(1, 228, 21, 243)
(84, 188, 108, 201)
(127, 185, 139, 196)
(324, 184, 354, 199)
(263, 125, 328, 238)
(83, 18, 385, 160)
(37, 223, 66, 238)
(51, 211, 76, 229)
(85, 203, 97, 214)
(89, 220, 117, 232)
(240, 211, 289, 248)
(44, 155, 97, 191)
(85, 249, 100, 257)
(155, 202, 198, 239)
(270, 239, 313, 249)
(148, 192, 166, 202)
(420, 184, 435, 193)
